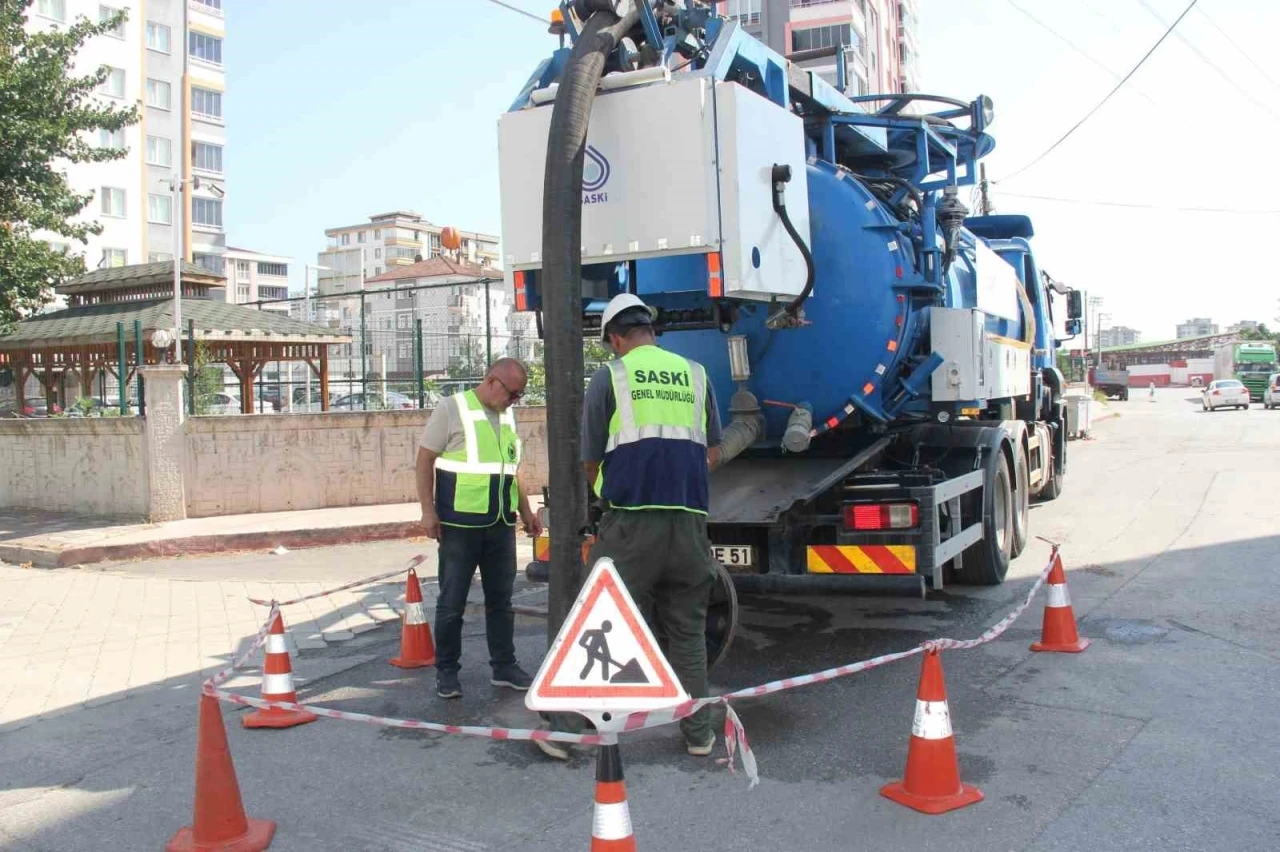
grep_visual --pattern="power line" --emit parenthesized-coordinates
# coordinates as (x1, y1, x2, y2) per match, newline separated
(482, 0, 545, 25)
(1134, 0, 1280, 123)
(1002, 0, 1158, 106)
(1193, 5, 1280, 97)
(998, 0, 1199, 183)
(996, 190, 1280, 215)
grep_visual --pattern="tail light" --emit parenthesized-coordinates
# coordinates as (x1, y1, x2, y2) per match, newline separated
(844, 502, 919, 531)
(1212, 390, 1220, 395)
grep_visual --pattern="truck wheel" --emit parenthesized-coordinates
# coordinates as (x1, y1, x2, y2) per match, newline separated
(957, 452, 1014, 585)
(659, 562, 739, 672)
(1011, 444, 1030, 558)
(1039, 443, 1064, 501)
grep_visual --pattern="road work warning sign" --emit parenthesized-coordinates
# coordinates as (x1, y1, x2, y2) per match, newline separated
(526, 558, 688, 715)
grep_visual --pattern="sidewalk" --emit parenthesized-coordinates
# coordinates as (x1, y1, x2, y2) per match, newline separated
(0, 503, 428, 568)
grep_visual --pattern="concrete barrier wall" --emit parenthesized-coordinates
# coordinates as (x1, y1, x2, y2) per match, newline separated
(0, 419, 149, 517)
(184, 407, 549, 518)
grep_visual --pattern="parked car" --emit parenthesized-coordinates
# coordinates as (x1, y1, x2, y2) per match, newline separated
(206, 392, 242, 415)
(1202, 379, 1250, 411)
(1263, 374, 1280, 410)
(331, 391, 416, 411)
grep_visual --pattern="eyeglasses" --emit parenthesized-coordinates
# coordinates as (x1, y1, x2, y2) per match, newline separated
(492, 374, 524, 402)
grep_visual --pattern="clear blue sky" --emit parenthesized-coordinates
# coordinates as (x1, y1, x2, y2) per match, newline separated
(228, 0, 1280, 341)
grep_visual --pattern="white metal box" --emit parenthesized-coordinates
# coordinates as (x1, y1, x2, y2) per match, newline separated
(930, 307, 1032, 403)
(497, 76, 810, 301)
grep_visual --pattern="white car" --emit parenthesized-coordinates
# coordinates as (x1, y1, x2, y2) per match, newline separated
(1202, 379, 1250, 411)
(206, 392, 242, 415)
(1263, 374, 1280, 410)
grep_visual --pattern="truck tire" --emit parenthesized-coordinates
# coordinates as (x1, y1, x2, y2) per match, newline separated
(1039, 449, 1063, 501)
(1011, 443, 1030, 558)
(957, 452, 1013, 585)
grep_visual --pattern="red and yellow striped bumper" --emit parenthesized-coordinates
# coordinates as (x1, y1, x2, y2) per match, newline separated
(807, 545, 917, 575)
(532, 536, 593, 564)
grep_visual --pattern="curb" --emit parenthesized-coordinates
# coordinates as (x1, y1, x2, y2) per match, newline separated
(0, 520, 422, 569)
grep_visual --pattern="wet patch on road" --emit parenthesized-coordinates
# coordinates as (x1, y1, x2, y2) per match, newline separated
(1090, 618, 1170, 645)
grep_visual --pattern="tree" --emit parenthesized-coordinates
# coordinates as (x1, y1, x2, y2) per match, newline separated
(447, 337, 486, 379)
(0, 2, 139, 331)
(191, 342, 223, 415)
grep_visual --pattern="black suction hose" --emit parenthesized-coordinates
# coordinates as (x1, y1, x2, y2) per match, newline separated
(772, 164, 816, 318)
(541, 8, 638, 639)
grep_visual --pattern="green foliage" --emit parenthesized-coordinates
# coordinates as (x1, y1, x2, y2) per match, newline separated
(524, 338, 614, 405)
(447, 337, 487, 379)
(191, 343, 223, 415)
(0, 2, 140, 331)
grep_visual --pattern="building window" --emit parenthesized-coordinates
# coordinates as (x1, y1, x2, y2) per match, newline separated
(193, 252, 224, 274)
(98, 127, 125, 150)
(358, 231, 366, 243)
(35, 0, 66, 22)
(792, 24, 854, 53)
(99, 5, 125, 38)
(192, 0, 222, 10)
(193, 141, 223, 173)
(375, 267, 382, 276)
(100, 186, 126, 217)
(721, 0, 760, 24)
(374, 248, 382, 259)
(189, 31, 223, 65)
(398, 343, 412, 359)
(396, 314, 411, 329)
(191, 197, 223, 228)
(235, 260, 251, 280)
(48, 241, 70, 254)
(191, 86, 222, 118)
(373, 228, 382, 239)
(146, 21, 171, 52)
(149, 251, 173, 263)
(147, 193, 172, 224)
(340, 233, 350, 246)
(236, 284, 249, 302)
(146, 135, 172, 167)
(257, 262, 288, 276)
(102, 248, 127, 267)
(146, 78, 172, 110)
(100, 67, 125, 99)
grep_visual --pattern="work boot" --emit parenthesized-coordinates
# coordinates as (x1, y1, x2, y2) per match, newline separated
(686, 734, 716, 757)
(490, 664, 533, 691)
(436, 670, 462, 700)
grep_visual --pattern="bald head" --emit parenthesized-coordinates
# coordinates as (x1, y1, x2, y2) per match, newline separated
(476, 358, 528, 412)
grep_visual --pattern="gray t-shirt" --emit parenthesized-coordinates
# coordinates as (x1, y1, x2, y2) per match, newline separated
(419, 393, 502, 455)
(581, 356, 723, 463)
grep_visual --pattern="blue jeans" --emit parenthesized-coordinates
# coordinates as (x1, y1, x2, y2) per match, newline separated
(434, 523, 517, 675)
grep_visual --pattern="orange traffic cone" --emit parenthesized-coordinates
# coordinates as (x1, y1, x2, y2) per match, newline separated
(1031, 554, 1091, 653)
(167, 694, 276, 852)
(880, 649, 984, 814)
(242, 613, 317, 729)
(590, 742, 636, 851)
(390, 568, 436, 668)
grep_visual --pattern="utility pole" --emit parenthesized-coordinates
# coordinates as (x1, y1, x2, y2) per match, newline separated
(977, 163, 992, 215)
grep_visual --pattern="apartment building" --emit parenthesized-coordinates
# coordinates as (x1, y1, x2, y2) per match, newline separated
(318, 212, 500, 295)
(223, 247, 291, 314)
(1176, 318, 1219, 339)
(1098, 326, 1141, 349)
(721, 0, 921, 97)
(24, 0, 229, 273)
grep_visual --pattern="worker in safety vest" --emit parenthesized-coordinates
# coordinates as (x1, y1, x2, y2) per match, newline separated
(417, 358, 542, 700)
(537, 293, 723, 760)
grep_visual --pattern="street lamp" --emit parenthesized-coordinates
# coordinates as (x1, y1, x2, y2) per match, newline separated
(164, 174, 223, 361)
(1096, 313, 1111, 369)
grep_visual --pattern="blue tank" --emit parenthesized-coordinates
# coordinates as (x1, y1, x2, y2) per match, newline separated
(638, 160, 1028, 443)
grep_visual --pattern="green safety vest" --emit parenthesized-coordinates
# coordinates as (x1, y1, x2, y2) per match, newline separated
(596, 345, 710, 513)
(434, 390, 522, 528)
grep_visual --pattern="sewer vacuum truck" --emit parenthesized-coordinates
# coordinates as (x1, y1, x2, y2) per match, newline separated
(499, 2, 1082, 651)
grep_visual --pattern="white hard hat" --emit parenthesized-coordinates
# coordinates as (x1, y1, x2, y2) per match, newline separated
(599, 293, 657, 341)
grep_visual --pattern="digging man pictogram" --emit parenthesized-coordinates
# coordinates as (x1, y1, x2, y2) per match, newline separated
(577, 620, 649, 684)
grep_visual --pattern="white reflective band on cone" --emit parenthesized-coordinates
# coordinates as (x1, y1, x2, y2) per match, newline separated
(265, 634, 289, 655)
(1046, 584, 1071, 608)
(911, 700, 953, 740)
(592, 802, 633, 841)
(262, 673, 296, 696)
(404, 601, 427, 625)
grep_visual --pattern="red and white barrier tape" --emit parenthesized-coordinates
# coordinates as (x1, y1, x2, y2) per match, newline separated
(247, 554, 426, 607)
(208, 547, 1060, 787)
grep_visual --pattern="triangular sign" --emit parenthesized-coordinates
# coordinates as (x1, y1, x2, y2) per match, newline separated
(527, 558, 688, 714)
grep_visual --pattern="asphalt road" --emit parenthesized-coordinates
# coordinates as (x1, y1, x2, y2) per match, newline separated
(2, 388, 1278, 851)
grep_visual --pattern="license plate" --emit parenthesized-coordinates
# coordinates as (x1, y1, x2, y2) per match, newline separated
(712, 545, 754, 569)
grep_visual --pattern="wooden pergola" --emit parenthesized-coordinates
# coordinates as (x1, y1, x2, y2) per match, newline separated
(0, 261, 350, 414)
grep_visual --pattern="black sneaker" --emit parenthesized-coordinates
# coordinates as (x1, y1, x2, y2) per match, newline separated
(436, 671, 462, 699)
(490, 664, 533, 691)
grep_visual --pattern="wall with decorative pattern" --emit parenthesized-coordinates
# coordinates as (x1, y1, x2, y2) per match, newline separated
(0, 418, 149, 517)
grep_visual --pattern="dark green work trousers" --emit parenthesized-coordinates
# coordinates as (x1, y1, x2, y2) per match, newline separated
(551, 508, 718, 743)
